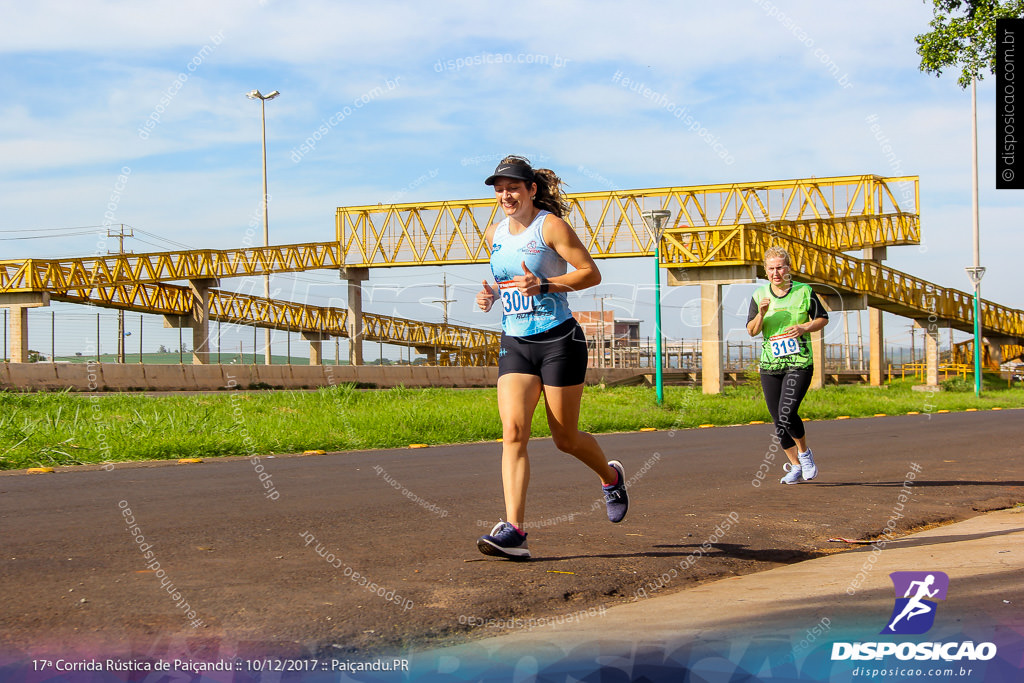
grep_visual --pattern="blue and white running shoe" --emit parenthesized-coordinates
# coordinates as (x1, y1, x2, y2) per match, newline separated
(477, 521, 530, 560)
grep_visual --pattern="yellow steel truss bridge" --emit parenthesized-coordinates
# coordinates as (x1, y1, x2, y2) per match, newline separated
(2, 173, 1020, 370)
(52, 283, 498, 365)
(0, 174, 917, 290)
(334, 174, 920, 267)
(658, 225, 1024, 339)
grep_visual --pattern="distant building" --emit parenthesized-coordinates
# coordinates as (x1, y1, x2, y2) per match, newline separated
(573, 311, 640, 347)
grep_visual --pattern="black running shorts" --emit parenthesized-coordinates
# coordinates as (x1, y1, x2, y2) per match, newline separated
(498, 318, 588, 387)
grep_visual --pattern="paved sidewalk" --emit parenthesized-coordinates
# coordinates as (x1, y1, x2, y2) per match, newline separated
(411, 506, 1024, 680)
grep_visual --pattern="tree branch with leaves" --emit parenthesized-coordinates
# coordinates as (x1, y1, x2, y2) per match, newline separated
(916, 0, 1024, 87)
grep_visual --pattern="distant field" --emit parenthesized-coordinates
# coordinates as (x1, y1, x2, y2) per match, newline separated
(1, 375, 1021, 471)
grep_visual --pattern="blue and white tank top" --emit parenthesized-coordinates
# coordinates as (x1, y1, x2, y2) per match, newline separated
(489, 209, 573, 337)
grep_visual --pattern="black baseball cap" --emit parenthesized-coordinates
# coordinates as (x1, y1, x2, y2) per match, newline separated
(485, 158, 536, 186)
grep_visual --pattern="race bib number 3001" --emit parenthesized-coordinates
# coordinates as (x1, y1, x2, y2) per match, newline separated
(768, 335, 800, 358)
(498, 281, 534, 315)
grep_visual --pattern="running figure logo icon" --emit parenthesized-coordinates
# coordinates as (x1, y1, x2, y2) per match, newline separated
(880, 571, 949, 635)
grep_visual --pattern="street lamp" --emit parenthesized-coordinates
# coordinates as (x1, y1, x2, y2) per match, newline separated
(247, 89, 280, 365)
(641, 209, 672, 405)
(968, 75, 983, 397)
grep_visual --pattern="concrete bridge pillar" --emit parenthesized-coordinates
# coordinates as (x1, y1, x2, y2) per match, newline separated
(863, 247, 887, 386)
(417, 347, 437, 365)
(1, 292, 50, 363)
(669, 265, 756, 395)
(303, 332, 330, 366)
(341, 267, 369, 366)
(162, 279, 219, 364)
(984, 335, 1018, 368)
(913, 318, 947, 387)
(188, 279, 218, 365)
(700, 283, 724, 395)
(810, 328, 825, 389)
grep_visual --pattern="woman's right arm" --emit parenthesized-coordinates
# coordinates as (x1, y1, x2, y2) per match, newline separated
(746, 296, 769, 336)
(476, 223, 498, 312)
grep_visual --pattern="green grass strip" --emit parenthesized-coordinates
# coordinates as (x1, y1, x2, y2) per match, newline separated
(1, 377, 1022, 470)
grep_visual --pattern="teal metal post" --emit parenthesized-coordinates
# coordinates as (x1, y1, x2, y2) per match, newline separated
(642, 209, 672, 406)
(966, 267, 985, 397)
(973, 292, 982, 397)
(654, 243, 663, 405)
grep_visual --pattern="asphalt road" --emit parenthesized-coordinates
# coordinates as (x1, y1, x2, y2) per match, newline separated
(1, 409, 1021, 662)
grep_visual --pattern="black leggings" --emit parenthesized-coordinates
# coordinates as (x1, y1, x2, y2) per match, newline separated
(498, 318, 589, 387)
(760, 367, 813, 450)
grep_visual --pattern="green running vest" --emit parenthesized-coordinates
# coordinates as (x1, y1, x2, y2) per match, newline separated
(753, 281, 814, 372)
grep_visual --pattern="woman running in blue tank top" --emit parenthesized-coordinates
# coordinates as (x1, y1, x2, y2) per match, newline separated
(473, 155, 628, 560)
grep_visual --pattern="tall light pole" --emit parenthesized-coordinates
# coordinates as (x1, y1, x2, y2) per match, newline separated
(641, 209, 672, 405)
(247, 89, 280, 365)
(967, 75, 984, 397)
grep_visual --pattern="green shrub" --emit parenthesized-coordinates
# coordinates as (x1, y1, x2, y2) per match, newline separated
(940, 376, 973, 392)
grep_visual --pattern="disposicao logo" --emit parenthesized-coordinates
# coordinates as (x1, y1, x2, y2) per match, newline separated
(831, 571, 997, 662)
(881, 571, 948, 635)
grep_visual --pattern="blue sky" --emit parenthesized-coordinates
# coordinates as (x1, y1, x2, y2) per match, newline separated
(0, 1, 1019, 360)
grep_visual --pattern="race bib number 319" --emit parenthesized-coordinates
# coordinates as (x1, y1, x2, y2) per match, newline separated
(769, 335, 799, 358)
(499, 281, 534, 315)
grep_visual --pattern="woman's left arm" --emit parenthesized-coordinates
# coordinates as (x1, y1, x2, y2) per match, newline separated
(541, 214, 601, 292)
(778, 317, 828, 339)
(779, 293, 829, 337)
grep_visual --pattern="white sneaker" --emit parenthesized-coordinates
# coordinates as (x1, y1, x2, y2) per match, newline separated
(780, 462, 802, 485)
(798, 450, 817, 481)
